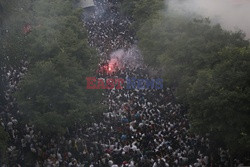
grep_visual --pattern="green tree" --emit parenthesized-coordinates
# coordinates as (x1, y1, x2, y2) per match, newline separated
(0, 0, 35, 109)
(187, 47, 250, 154)
(138, 15, 248, 101)
(0, 126, 8, 163)
(16, 51, 102, 135)
(121, 0, 165, 29)
(14, 0, 103, 135)
(133, 6, 250, 157)
(0, 0, 11, 23)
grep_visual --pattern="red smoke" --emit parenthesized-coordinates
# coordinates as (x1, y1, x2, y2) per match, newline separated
(98, 58, 122, 75)
(107, 58, 119, 73)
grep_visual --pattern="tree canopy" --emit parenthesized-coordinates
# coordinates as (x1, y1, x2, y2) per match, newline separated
(121, 0, 165, 29)
(187, 47, 250, 153)
(0, 126, 9, 162)
(1, 0, 103, 135)
(124, 0, 250, 156)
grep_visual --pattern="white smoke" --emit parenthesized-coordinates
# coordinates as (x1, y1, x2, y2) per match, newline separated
(167, 0, 250, 38)
(109, 46, 143, 68)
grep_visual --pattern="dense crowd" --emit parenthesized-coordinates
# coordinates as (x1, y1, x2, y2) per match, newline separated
(84, 0, 134, 61)
(0, 0, 238, 166)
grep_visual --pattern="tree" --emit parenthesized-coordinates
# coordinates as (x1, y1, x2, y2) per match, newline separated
(0, 0, 11, 24)
(137, 15, 248, 101)
(121, 0, 165, 29)
(0, 0, 31, 107)
(0, 126, 8, 163)
(187, 47, 250, 154)
(14, 0, 103, 135)
(132, 4, 250, 157)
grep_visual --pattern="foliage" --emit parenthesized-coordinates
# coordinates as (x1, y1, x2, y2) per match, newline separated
(134, 9, 250, 154)
(0, 126, 8, 162)
(138, 15, 248, 101)
(121, 0, 165, 29)
(0, 0, 33, 106)
(187, 47, 250, 153)
(0, 0, 11, 23)
(16, 53, 103, 134)
(0, 0, 104, 135)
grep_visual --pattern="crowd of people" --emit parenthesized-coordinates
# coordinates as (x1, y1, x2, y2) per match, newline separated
(0, 0, 238, 166)
(84, 0, 134, 61)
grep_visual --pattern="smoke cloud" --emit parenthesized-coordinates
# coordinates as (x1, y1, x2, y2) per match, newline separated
(109, 46, 143, 68)
(167, 0, 250, 39)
